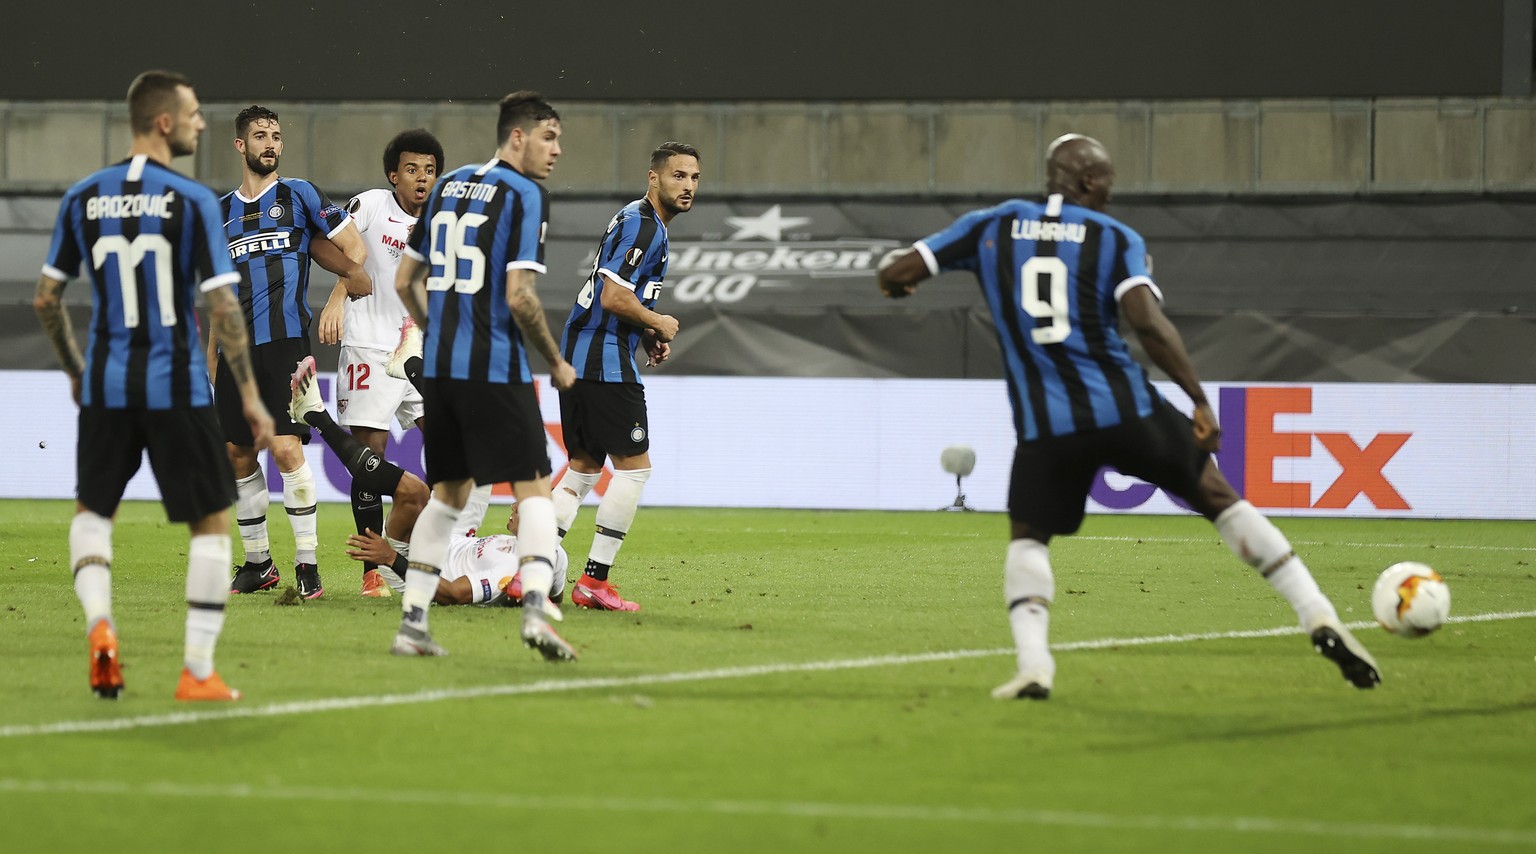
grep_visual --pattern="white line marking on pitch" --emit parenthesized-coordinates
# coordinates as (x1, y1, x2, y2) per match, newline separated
(3, 610, 1532, 741)
(0, 778, 1532, 846)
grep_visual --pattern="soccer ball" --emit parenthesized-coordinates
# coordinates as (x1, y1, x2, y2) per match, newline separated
(1371, 562, 1451, 637)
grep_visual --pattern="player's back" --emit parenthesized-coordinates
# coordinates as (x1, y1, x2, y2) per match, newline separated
(46, 155, 235, 409)
(918, 194, 1162, 441)
(408, 158, 549, 384)
(561, 197, 669, 383)
(342, 187, 415, 351)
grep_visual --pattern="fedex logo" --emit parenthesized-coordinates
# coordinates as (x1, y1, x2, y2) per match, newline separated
(1091, 387, 1412, 512)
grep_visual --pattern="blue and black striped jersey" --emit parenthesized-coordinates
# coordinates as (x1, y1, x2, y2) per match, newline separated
(404, 157, 549, 384)
(219, 177, 348, 345)
(916, 193, 1164, 442)
(561, 198, 669, 384)
(42, 154, 240, 410)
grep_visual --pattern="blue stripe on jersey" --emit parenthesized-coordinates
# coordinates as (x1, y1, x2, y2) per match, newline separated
(43, 157, 233, 410)
(918, 196, 1162, 442)
(561, 198, 668, 384)
(220, 178, 347, 345)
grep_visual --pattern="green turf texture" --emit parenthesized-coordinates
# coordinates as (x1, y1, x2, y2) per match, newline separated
(1, 500, 1533, 853)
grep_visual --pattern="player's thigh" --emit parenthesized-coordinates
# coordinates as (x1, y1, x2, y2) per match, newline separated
(1104, 401, 1211, 510)
(1008, 435, 1101, 536)
(75, 408, 150, 518)
(217, 338, 312, 444)
(420, 377, 470, 485)
(143, 406, 238, 523)
(560, 380, 648, 461)
(337, 346, 423, 431)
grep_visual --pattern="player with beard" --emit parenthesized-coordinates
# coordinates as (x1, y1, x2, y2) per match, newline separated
(218, 105, 369, 601)
(552, 142, 698, 612)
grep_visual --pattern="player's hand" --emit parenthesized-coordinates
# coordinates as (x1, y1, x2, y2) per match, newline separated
(878, 277, 917, 299)
(245, 399, 277, 451)
(1192, 401, 1221, 452)
(345, 528, 397, 565)
(343, 270, 373, 299)
(549, 359, 577, 391)
(651, 314, 680, 343)
(645, 338, 670, 367)
(318, 300, 345, 345)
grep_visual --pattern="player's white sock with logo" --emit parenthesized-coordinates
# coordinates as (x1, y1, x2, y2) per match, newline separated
(514, 496, 557, 599)
(1215, 500, 1337, 627)
(451, 483, 494, 539)
(1004, 539, 1055, 680)
(586, 468, 650, 579)
(553, 469, 601, 539)
(401, 498, 458, 630)
(185, 534, 231, 680)
(281, 463, 319, 566)
(70, 511, 114, 631)
(234, 469, 271, 565)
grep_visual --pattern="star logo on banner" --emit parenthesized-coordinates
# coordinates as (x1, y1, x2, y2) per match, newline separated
(724, 204, 811, 241)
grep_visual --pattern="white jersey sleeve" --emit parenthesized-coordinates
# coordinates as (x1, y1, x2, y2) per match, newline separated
(342, 188, 417, 351)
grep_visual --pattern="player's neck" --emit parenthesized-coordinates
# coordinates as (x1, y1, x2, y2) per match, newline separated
(392, 188, 422, 218)
(646, 189, 675, 226)
(127, 136, 173, 167)
(240, 170, 279, 200)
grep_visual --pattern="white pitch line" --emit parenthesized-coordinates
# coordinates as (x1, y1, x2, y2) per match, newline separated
(1074, 535, 1536, 553)
(2, 610, 1533, 741)
(0, 778, 1532, 846)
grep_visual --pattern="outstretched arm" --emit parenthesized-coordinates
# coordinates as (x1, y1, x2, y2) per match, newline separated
(33, 275, 83, 405)
(1119, 285, 1218, 451)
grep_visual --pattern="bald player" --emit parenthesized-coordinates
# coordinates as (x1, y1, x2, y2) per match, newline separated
(876, 134, 1380, 700)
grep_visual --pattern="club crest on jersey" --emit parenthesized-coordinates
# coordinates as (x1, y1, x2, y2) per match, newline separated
(267, 204, 284, 220)
(626, 248, 645, 267)
(630, 426, 646, 443)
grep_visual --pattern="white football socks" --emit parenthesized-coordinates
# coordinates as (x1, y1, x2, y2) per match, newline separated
(589, 467, 650, 568)
(1215, 500, 1337, 628)
(1004, 538, 1055, 678)
(401, 498, 459, 631)
(185, 534, 231, 680)
(553, 468, 601, 538)
(69, 511, 114, 631)
(281, 463, 318, 565)
(514, 496, 557, 599)
(234, 469, 271, 564)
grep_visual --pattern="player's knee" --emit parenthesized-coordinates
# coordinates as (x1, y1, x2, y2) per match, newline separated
(396, 473, 430, 513)
(1005, 538, 1054, 606)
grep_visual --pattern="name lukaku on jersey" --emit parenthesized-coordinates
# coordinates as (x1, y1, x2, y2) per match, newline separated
(1011, 219, 1087, 243)
(86, 191, 176, 220)
(228, 230, 293, 258)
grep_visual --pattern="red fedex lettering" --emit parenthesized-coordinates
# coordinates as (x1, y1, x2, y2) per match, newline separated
(1312, 433, 1411, 510)
(1243, 387, 1412, 511)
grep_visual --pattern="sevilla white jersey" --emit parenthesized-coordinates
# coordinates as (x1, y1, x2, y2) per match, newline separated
(439, 534, 520, 586)
(343, 188, 417, 351)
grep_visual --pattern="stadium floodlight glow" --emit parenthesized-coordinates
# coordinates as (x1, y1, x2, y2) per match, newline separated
(939, 445, 977, 512)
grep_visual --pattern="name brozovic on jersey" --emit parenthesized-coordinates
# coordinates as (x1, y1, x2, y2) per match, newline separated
(220, 177, 349, 345)
(561, 197, 669, 384)
(404, 158, 549, 385)
(916, 193, 1164, 443)
(42, 155, 240, 409)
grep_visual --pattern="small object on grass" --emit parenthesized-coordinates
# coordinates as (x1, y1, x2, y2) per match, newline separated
(274, 586, 303, 606)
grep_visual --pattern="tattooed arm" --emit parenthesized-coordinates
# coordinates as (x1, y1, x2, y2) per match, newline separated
(205, 284, 275, 450)
(33, 275, 83, 405)
(504, 268, 575, 391)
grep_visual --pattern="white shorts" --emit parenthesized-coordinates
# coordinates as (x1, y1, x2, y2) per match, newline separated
(336, 345, 423, 431)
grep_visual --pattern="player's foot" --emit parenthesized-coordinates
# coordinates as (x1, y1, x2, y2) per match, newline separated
(360, 569, 393, 598)
(230, 559, 279, 594)
(521, 604, 578, 662)
(376, 564, 407, 595)
(390, 625, 448, 657)
(295, 563, 324, 600)
(1308, 617, 1382, 689)
(174, 668, 242, 701)
(87, 620, 123, 700)
(991, 669, 1053, 701)
(502, 572, 524, 606)
(385, 316, 422, 380)
(571, 575, 640, 612)
(288, 356, 323, 423)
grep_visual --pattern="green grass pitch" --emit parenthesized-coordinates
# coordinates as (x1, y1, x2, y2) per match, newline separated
(1, 499, 1533, 852)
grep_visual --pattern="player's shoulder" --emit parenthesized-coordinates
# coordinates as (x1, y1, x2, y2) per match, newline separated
(1076, 206, 1144, 245)
(347, 187, 392, 215)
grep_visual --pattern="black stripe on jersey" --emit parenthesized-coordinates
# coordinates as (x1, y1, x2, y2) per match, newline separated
(581, 318, 609, 379)
(1033, 214, 1095, 433)
(82, 178, 111, 407)
(121, 172, 150, 407)
(1108, 226, 1160, 404)
(990, 221, 1047, 440)
(1089, 225, 1140, 423)
(562, 289, 596, 364)
(621, 202, 660, 280)
(936, 216, 991, 270)
(168, 192, 195, 406)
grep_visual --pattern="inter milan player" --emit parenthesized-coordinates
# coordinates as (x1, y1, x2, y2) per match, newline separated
(391, 90, 579, 660)
(35, 70, 275, 702)
(876, 134, 1381, 700)
(312, 129, 479, 598)
(553, 142, 697, 612)
(218, 105, 368, 600)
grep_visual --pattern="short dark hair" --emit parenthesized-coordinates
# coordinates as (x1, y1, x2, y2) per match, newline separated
(383, 128, 445, 180)
(496, 91, 560, 146)
(650, 141, 700, 172)
(127, 70, 191, 135)
(235, 105, 280, 139)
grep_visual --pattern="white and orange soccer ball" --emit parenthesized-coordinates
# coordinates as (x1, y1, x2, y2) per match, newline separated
(1371, 562, 1451, 638)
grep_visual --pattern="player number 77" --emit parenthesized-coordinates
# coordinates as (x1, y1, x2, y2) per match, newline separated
(1021, 256, 1071, 345)
(92, 234, 176, 328)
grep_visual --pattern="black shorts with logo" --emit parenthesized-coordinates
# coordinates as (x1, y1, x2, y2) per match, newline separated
(77, 405, 237, 522)
(558, 379, 650, 461)
(1009, 399, 1209, 536)
(216, 336, 312, 446)
(421, 378, 550, 486)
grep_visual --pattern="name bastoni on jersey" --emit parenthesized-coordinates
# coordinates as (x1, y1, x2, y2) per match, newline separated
(438, 180, 497, 202)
